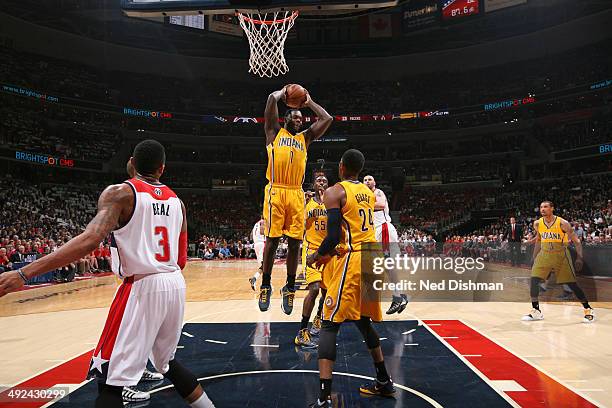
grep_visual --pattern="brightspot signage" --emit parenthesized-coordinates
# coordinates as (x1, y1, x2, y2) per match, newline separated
(123, 107, 173, 119)
(483, 96, 536, 111)
(15, 151, 74, 167)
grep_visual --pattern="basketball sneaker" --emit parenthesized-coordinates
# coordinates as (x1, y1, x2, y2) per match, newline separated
(258, 285, 272, 311)
(122, 386, 150, 403)
(310, 315, 322, 336)
(295, 328, 318, 348)
(386, 294, 409, 315)
(280, 285, 295, 315)
(249, 276, 257, 291)
(309, 398, 332, 407)
(583, 308, 595, 323)
(141, 369, 164, 381)
(359, 379, 396, 397)
(521, 308, 544, 321)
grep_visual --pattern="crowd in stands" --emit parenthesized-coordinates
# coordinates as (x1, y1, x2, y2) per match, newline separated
(535, 113, 612, 151)
(0, 177, 113, 279)
(439, 175, 612, 265)
(0, 95, 123, 162)
(1, 37, 609, 139)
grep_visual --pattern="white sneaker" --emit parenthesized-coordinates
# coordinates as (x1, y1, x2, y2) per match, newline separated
(521, 308, 544, 321)
(122, 386, 150, 402)
(141, 369, 164, 381)
(583, 308, 595, 323)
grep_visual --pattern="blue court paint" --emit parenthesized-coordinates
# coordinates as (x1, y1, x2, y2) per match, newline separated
(53, 321, 511, 407)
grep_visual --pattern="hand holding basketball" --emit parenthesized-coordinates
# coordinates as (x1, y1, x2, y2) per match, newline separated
(284, 84, 308, 108)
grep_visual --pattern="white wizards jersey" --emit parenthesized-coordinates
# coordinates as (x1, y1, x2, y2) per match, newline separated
(373, 188, 391, 226)
(252, 220, 266, 244)
(110, 178, 183, 277)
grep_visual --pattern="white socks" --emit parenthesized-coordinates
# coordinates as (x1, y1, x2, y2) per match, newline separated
(191, 391, 215, 408)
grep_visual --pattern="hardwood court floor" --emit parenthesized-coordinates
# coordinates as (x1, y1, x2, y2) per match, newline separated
(0, 260, 610, 407)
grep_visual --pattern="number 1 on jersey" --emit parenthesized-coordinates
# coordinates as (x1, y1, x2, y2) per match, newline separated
(154, 226, 170, 262)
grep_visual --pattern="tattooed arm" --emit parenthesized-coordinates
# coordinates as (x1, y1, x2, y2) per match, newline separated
(0, 184, 133, 296)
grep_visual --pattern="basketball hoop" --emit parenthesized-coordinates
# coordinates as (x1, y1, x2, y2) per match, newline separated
(236, 10, 299, 78)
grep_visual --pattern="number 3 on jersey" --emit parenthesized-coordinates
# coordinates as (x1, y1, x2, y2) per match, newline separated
(154, 226, 170, 262)
(359, 208, 374, 232)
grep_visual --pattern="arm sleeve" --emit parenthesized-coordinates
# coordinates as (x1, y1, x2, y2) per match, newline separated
(317, 208, 341, 256)
(178, 231, 188, 270)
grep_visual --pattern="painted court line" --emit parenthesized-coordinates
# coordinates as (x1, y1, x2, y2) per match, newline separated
(442, 336, 459, 339)
(182, 331, 195, 338)
(462, 354, 482, 357)
(205, 339, 228, 345)
(402, 329, 416, 335)
(429, 319, 601, 408)
(404, 343, 419, 346)
(250, 344, 279, 348)
(490, 380, 526, 392)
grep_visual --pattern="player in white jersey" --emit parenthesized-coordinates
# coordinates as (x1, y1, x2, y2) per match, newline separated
(0, 140, 214, 408)
(249, 218, 266, 290)
(363, 175, 409, 315)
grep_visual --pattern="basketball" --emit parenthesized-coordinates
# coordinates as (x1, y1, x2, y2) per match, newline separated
(285, 84, 308, 108)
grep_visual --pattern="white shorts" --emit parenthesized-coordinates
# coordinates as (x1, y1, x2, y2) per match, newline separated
(375, 222, 400, 257)
(254, 241, 265, 266)
(88, 271, 186, 386)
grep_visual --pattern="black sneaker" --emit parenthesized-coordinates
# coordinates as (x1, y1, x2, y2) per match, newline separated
(359, 379, 396, 397)
(386, 294, 409, 315)
(249, 277, 257, 291)
(280, 285, 295, 315)
(258, 285, 272, 311)
(294, 328, 318, 348)
(309, 399, 332, 407)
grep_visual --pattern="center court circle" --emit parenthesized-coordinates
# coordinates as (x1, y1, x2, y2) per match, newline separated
(149, 369, 444, 407)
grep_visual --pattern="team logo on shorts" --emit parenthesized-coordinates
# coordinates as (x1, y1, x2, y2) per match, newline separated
(325, 296, 334, 307)
(154, 188, 162, 196)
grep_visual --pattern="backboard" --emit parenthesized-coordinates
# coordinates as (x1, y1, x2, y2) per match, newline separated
(121, 0, 399, 17)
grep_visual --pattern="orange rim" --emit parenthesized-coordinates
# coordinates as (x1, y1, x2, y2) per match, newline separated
(236, 10, 299, 25)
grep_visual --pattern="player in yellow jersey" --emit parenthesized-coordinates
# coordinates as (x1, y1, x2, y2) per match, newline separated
(522, 201, 595, 323)
(259, 85, 333, 314)
(306, 150, 394, 407)
(294, 173, 329, 348)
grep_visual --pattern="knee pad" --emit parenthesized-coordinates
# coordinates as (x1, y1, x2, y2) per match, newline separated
(355, 317, 380, 349)
(318, 321, 340, 361)
(164, 359, 199, 399)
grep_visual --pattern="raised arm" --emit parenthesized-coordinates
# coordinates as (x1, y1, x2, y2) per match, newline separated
(0, 184, 133, 296)
(561, 219, 583, 271)
(264, 88, 286, 145)
(303, 94, 333, 146)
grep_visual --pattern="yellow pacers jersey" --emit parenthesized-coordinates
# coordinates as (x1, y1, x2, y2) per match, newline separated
(304, 198, 327, 248)
(537, 216, 568, 252)
(266, 128, 307, 187)
(339, 180, 376, 251)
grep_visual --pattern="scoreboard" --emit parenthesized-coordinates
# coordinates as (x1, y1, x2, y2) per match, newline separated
(442, 0, 480, 20)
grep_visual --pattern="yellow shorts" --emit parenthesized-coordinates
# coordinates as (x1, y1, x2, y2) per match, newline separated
(532, 248, 577, 284)
(262, 184, 304, 240)
(322, 250, 382, 324)
(301, 242, 325, 287)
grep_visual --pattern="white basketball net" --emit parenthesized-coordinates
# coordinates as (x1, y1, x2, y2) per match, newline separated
(237, 10, 299, 78)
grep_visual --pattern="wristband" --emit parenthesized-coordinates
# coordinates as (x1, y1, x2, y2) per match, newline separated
(17, 268, 28, 283)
